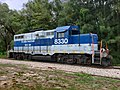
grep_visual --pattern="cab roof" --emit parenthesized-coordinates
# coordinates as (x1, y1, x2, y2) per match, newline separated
(55, 25, 79, 32)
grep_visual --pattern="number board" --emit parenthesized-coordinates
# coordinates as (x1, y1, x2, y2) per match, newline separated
(54, 38, 68, 44)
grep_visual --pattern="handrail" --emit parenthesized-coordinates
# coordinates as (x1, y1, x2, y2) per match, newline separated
(100, 40, 102, 65)
(91, 33, 94, 64)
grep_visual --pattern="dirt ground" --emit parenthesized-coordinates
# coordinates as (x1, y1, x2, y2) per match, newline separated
(0, 59, 120, 90)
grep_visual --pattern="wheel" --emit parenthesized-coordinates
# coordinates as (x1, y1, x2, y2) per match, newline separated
(22, 54, 25, 60)
(66, 58, 77, 64)
(19, 54, 23, 60)
(86, 56, 92, 65)
(80, 55, 87, 64)
(15, 54, 20, 60)
(66, 58, 73, 64)
(20, 54, 25, 60)
(57, 57, 61, 63)
(86, 58, 92, 65)
(14, 54, 17, 60)
(56, 54, 63, 63)
(76, 56, 83, 64)
(28, 55, 32, 60)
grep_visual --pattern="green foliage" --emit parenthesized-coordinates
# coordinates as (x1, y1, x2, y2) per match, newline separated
(0, 52, 7, 58)
(20, 0, 53, 30)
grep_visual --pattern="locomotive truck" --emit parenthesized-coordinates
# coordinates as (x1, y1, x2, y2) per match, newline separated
(8, 25, 111, 66)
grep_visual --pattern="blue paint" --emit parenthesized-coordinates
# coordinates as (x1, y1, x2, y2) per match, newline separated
(55, 25, 79, 32)
(14, 38, 53, 47)
(69, 34, 98, 44)
(14, 25, 98, 47)
(14, 34, 98, 47)
(55, 26, 70, 32)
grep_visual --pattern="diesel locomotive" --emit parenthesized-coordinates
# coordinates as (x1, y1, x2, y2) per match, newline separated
(8, 25, 111, 66)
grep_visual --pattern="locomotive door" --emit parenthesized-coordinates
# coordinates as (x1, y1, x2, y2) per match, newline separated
(31, 33, 34, 54)
(45, 39, 50, 54)
(40, 39, 48, 54)
(44, 38, 52, 54)
(46, 39, 49, 53)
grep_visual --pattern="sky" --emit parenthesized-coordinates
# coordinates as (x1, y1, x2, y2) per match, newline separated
(0, 0, 29, 10)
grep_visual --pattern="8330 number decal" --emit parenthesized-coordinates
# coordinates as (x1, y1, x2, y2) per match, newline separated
(54, 38, 68, 44)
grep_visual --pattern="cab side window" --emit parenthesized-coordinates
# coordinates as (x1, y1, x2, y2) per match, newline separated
(57, 32, 65, 38)
(69, 30, 80, 35)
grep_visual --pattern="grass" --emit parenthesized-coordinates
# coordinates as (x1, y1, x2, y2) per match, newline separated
(0, 52, 7, 59)
(0, 54, 7, 58)
(113, 64, 120, 66)
(0, 63, 120, 90)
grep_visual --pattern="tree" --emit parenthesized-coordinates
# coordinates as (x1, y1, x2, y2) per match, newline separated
(20, 0, 53, 31)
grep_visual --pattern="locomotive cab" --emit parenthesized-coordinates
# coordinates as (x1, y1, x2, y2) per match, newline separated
(54, 25, 80, 45)
(53, 25, 110, 66)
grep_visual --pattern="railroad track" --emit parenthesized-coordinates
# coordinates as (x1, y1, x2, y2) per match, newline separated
(111, 66, 120, 69)
(70, 64, 120, 70)
(9, 58, 120, 70)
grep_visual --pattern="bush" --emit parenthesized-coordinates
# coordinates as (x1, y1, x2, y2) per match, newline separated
(111, 51, 120, 65)
(0, 52, 7, 58)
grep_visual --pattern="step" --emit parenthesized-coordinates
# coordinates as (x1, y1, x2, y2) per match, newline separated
(94, 52, 100, 57)
(94, 58, 100, 61)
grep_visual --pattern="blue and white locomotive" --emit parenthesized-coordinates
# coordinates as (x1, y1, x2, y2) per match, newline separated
(9, 25, 111, 66)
